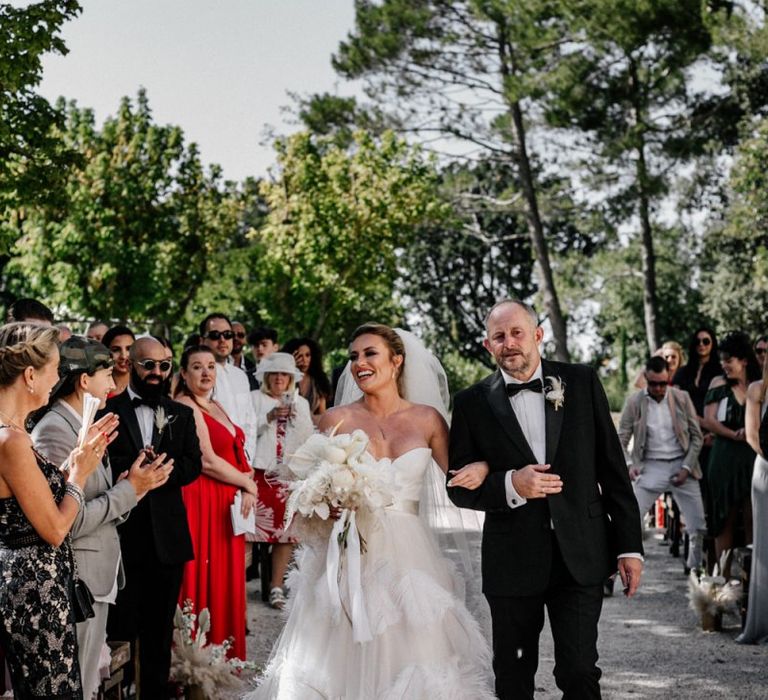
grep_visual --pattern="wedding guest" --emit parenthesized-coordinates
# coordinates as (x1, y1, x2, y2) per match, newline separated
(673, 327, 721, 418)
(0, 323, 112, 696)
(282, 337, 331, 423)
(86, 321, 109, 343)
(200, 313, 257, 462)
(701, 332, 761, 570)
(6, 298, 54, 326)
(754, 335, 768, 370)
(105, 337, 202, 696)
(32, 336, 172, 699)
(633, 341, 684, 390)
(246, 326, 279, 391)
(173, 345, 257, 658)
(57, 324, 73, 342)
(102, 325, 135, 397)
(251, 352, 314, 609)
(619, 356, 706, 572)
(738, 352, 768, 643)
(231, 322, 254, 371)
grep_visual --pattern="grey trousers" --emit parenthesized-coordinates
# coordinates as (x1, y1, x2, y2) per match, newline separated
(76, 600, 109, 699)
(633, 457, 707, 570)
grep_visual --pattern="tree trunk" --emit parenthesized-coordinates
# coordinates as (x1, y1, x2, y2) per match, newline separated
(509, 101, 571, 361)
(628, 58, 660, 353)
(496, 22, 569, 361)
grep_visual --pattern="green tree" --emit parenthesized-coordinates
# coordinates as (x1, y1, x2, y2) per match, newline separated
(699, 118, 768, 335)
(254, 130, 446, 350)
(7, 90, 239, 325)
(545, 0, 741, 352)
(0, 0, 81, 304)
(331, 0, 578, 360)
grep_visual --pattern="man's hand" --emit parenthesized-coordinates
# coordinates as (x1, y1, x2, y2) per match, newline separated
(618, 557, 643, 597)
(447, 461, 490, 490)
(510, 464, 563, 499)
(628, 467, 641, 481)
(670, 468, 688, 486)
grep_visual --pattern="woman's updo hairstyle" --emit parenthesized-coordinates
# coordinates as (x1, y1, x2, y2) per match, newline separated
(0, 323, 59, 388)
(350, 323, 406, 397)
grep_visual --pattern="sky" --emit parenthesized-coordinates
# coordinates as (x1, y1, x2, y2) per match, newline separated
(32, 0, 360, 182)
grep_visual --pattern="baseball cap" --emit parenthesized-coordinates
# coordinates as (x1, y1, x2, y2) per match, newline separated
(58, 336, 114, 376)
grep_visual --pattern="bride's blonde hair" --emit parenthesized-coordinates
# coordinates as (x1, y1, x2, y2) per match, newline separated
(350, 323, 406, 397)
(0, 323, 60, 387)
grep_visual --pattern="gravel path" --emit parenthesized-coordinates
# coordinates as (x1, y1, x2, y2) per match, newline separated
(239, 531, 768, 698)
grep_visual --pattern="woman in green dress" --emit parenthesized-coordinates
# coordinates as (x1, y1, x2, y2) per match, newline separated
(702, 332, 762, 569)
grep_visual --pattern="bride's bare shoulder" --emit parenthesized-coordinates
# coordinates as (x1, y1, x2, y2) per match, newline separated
(402, 402, 447, 428)
(317, 402, 365, 432)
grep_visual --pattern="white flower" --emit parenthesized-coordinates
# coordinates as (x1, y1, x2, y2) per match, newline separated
(544, 376, 565, 411)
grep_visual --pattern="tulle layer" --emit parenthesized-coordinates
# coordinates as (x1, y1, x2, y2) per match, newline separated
(248, 510, 495, 700)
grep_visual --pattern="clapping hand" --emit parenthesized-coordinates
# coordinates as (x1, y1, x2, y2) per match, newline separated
(86, 413, 119, 446)
(125, 451, 174, 500)
(68, 430, 111, 483)
(511, 464, 563, 499)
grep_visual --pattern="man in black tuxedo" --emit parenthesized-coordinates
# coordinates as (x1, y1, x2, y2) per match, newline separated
(448, 299, 643, 700)
(106, 337, 202, 697)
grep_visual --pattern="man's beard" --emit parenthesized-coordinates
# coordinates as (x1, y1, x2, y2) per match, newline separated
(130, 367, 171, 400)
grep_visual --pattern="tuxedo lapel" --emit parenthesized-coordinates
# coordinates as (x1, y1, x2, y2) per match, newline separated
(542, 360, 564, 465)
(484, 370, 538, 465)
(114, 391, 145, 452)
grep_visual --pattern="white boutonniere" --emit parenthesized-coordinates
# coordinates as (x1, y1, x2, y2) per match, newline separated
(153, 406, 177, 449)
(544, 376, 565, 411)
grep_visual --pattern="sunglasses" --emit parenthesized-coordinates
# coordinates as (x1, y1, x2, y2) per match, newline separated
(696, 337, 712, 346)
(756, 348, 767, 355)
(205, 330, 234, 341)
(647, 380, 668, 388)
(134, 359, 173, 373)
(234, 332, 246, 339)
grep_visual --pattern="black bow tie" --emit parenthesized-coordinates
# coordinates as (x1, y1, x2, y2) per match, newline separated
(506, 378, 543, 397)
(131, 396, 160, 410)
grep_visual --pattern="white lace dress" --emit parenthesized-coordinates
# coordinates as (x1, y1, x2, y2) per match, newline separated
(247, 446, 495, 699)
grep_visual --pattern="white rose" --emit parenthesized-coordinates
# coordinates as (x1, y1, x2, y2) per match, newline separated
(331, 467, 355, 492)
(323, 445, 348, 464)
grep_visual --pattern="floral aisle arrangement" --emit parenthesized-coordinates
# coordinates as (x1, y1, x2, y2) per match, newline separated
(280, 426, 396, 642)
(687, 553, 742, 631)
(170, 600, 255, 699)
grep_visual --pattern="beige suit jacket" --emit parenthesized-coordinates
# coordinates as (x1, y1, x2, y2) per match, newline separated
(618, 387, 704, 479)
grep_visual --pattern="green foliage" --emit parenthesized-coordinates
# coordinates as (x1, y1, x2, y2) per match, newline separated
(254, 130, 447, 350)
(440, 349, 491, 397)
(700, 119, 768, 335)
(0, 0, 81, 258)
(6, 90, 239, 325)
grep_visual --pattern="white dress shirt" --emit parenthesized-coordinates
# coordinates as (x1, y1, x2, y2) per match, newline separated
(213, 361, 258, 465)
(502, 362, 546, 509)
(644, 391, 685, 462)
(126, 386, 154, 448)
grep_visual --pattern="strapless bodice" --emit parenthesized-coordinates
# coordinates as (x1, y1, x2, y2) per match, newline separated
(386, 447, 433, 512)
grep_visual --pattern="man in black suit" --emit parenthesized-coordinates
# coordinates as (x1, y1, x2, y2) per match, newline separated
(448, 299, 643, 700)
(106, 337, 202, 697)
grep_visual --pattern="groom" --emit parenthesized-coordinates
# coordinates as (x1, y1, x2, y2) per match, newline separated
(448, 299, 643, 700)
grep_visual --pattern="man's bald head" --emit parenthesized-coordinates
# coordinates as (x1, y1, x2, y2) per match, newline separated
(484, 299, 538, 335)
(130, 336, 166, 361)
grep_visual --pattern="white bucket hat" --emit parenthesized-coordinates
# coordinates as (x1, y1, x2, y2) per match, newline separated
(255, 352, 303, 383)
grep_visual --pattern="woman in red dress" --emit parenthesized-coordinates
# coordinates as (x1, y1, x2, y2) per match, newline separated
(173, 345, 258, 659)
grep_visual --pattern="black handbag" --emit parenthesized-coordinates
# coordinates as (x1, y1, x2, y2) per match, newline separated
(71, 576, 95, 623)
(68, 536, 95, 622)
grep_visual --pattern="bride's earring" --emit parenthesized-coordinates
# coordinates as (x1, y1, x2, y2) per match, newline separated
(27, 384, 34, 395)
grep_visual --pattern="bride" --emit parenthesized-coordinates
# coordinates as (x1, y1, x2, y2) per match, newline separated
(248, 323, 495, 699)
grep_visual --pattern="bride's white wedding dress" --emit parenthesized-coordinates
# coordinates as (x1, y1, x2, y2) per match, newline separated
(247, 446, 495, 700)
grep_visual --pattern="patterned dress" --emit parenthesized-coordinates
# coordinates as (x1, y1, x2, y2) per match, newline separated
(0, 445, 82, 698)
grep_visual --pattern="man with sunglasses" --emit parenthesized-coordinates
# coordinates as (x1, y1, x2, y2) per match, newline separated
(199, 313, 258, 462)
(105, 336, 202, 697)
(619, 355, 706, 572)
(754, 335, 767, 370)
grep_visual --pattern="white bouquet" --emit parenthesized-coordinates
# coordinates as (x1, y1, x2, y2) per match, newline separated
(281, 425, 396, 643)
(282, 426, 396, 539)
